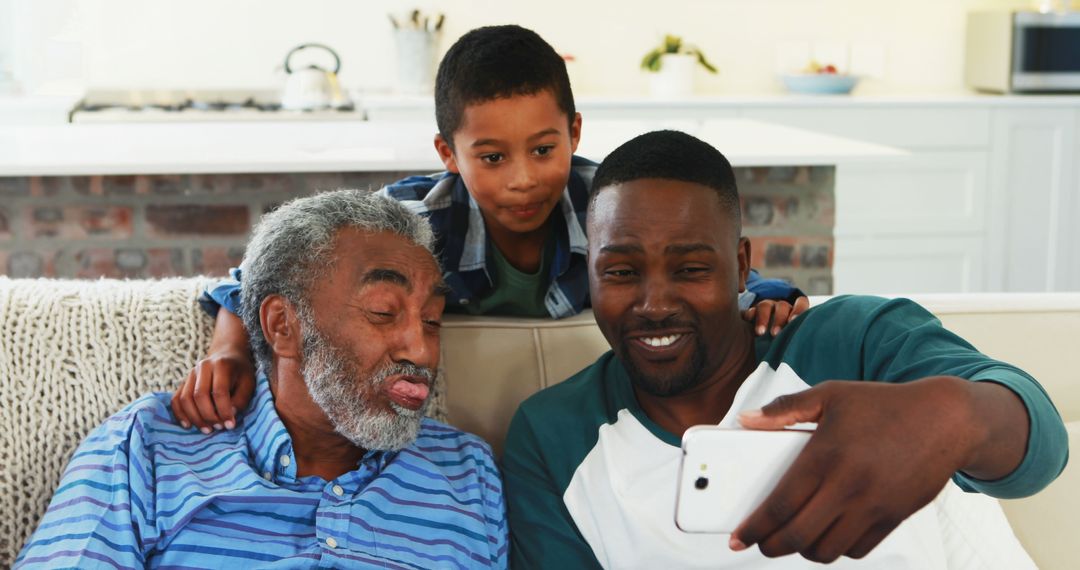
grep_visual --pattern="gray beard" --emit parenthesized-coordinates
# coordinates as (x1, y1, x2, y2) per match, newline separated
(299, 319, 434, 452)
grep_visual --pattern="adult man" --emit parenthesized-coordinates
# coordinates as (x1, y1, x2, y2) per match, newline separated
(17, 190, 507, 568)
(503, 131, 1068, 569)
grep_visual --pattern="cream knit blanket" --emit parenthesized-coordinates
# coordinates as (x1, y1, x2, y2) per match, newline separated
(0, 277, 447, 566)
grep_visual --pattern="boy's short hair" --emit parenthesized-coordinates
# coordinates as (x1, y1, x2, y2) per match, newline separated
(589, 130, 742, 233)
(435, 25, 575, 148)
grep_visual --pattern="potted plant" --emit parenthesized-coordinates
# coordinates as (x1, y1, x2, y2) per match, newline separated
(640, 35, 718, 98)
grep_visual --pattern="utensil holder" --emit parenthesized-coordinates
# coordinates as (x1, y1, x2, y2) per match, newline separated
(395, 29, 438, 95)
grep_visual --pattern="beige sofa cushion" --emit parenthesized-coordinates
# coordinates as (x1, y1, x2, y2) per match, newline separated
(2, 278, 1076, 569)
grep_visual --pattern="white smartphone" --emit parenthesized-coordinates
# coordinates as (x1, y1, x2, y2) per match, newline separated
(675, 426, 812, 534)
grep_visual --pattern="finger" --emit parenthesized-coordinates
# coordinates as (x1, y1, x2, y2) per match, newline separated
(172, 370, 195, 429)
(845, 520, 899, 560)
(770, 304, 792, 336)
(230, 366, 257, 426)
(798, 514, 866, 564)
(738, 386, 827, 430)
(789, 296, 811, 323)
(756, 490, 843, 560)
(210, 360, 235, 429)
(176, 366, 205, 432)
(192, 363, 224, 431)
(731, 446, 828, 552)
(753, 301, 775, 336)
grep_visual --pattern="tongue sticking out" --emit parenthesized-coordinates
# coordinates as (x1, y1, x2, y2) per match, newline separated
(389, 379, 429, 403)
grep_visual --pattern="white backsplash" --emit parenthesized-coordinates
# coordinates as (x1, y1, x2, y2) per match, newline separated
(8, 0, 1038, 96)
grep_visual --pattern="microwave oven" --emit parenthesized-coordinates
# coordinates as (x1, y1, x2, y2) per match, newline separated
(965, 11, 1080, 93)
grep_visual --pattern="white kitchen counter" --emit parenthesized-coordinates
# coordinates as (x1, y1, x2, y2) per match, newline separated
(0, 118, 903, 177)
(359, 92, 1080, 115)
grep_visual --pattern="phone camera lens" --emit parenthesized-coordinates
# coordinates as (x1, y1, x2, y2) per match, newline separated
(694, 476, 709, 490)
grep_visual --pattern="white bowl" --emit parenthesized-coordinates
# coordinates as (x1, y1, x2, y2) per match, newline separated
(781, 73, 859, 95)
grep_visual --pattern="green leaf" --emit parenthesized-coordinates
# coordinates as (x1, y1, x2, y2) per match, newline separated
(640, 48, 664, 72)
(689, 48, 719, 74)
(663, 34, 683, 54)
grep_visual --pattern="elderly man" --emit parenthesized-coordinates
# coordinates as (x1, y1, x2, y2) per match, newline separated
(503, 131, 1068, 569)
(17, 190, 507, 568)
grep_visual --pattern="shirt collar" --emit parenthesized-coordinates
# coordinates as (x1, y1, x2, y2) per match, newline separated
(243, 373, 399, 485)
(244, 374, 296, 482)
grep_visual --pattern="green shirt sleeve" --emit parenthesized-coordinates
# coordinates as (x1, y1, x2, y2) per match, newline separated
(502, 406, 603, 570)
(798, 296, 1069, 499)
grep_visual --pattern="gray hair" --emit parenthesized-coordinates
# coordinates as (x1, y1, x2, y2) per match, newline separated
(239, 189, 436, 373)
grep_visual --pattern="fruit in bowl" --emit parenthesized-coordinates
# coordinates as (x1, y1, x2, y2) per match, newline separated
(782, 60, 858, 95)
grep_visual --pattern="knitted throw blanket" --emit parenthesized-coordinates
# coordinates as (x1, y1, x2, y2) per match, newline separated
(0, 277, 447, 566)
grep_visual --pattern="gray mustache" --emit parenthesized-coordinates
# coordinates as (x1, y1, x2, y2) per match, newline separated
(372, 362, 436, 385)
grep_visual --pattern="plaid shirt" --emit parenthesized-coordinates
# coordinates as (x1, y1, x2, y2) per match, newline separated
(379, 156, 595, 318)
(201, 155, 801, 319)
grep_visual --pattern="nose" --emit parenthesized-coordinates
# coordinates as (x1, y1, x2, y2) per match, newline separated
(389, 313, 439, 371)
(632, 271, 680, 323)
(506, 159, 538, 192)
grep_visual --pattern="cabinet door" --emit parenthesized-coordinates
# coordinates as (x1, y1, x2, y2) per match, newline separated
(834, 236, 984, 295)
(834, 151, 989, 237)
(987, 108, 1078, 292)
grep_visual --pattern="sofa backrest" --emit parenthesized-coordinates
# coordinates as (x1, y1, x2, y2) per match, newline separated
(2, 278, 1077, 568)
(442, 293, 1080, 453)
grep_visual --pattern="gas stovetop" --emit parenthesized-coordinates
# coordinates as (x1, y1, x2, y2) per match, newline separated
(70, 89, 364, 123)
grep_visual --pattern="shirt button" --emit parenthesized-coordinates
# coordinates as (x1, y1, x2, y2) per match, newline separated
(332, 485, 345, 497)
(263, 471, 272, 480)
(326, 537, 338, 549)
(459, 299, 469, 305)
(279, 455, 291, 467)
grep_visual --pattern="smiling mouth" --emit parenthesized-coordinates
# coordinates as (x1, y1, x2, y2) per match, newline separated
(628, 331, 693, 357)
(639, 334, 683, 347)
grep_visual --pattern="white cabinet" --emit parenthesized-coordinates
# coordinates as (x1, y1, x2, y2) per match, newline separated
(987, 108, 1078, 293)
(743, 107, 994, 295)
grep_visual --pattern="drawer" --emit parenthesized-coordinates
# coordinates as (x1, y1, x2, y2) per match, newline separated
(742, 107, 991, 149)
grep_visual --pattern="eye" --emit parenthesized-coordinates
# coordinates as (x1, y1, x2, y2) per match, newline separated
(533, 145, 555, 157)
(366, 309, 396, 323)
(603, 268, 637, 279)
(480, 153, 504, 164)
(423, 319, 442, 329)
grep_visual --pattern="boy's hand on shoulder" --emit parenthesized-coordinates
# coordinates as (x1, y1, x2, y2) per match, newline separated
(172, 349, 256, 433)
(743, 296, 810, 337)
(729, 377, 992, 564)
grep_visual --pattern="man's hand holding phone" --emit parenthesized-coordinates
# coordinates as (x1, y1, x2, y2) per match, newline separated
(725, 377, 1026, 564)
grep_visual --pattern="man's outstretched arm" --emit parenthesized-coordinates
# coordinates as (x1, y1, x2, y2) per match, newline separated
(731, 297, 1068, 563)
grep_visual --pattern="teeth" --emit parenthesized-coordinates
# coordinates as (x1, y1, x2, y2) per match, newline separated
(642, 334, 682, 347)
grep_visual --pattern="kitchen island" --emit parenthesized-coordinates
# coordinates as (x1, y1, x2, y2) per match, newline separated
(0, 118, 900, 292)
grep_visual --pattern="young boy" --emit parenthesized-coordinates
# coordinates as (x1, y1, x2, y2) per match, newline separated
(173, 25, 806, 432)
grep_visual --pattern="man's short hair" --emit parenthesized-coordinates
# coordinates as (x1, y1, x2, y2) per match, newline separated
(589, 130, 742, 233)
(239, 190, 435, 373)
(435, 25, 575, 148)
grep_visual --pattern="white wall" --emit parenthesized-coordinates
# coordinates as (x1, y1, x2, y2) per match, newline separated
(11, 0, 1038, 95)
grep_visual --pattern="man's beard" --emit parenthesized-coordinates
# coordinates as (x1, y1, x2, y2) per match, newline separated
(619, 321, 708, 398)
(299, 318, 434, 452)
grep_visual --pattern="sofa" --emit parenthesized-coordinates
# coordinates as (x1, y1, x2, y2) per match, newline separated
(0, 277, 1076, 568)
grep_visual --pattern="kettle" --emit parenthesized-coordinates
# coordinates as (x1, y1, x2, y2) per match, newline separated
(281, 43, 351, 111)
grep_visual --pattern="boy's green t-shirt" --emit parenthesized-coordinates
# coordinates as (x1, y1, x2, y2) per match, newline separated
(449, 235, 556, 318)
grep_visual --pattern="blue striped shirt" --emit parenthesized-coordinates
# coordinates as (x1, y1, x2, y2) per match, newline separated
(17, 375, 508, 569)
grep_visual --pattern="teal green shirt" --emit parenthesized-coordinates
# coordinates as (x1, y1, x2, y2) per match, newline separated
(503, 295, 1068, 569)
(450, 236, 555, 318)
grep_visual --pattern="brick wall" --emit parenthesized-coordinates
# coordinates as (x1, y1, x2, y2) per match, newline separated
(0, 166, 834, 294)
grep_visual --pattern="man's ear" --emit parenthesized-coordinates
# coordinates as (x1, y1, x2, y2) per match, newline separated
(569, 112, 583, 153)
(260, 295, 302, 360)
(737, 237, 751, 293)
(434, 134, 460, 174)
